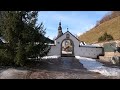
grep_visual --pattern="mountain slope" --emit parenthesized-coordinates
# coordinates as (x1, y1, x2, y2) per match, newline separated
(79, 16, 120, 44)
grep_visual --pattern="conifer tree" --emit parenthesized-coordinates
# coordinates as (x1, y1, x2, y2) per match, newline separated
(0, 11, 50, 66)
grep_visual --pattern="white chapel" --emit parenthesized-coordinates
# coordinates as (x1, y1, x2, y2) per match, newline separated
(47, 22, 104, 58)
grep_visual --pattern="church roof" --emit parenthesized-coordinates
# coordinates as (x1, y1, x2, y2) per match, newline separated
(55, 31, 80, 42)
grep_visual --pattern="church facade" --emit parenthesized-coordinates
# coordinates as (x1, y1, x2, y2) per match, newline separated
(48, 22, 104, 58)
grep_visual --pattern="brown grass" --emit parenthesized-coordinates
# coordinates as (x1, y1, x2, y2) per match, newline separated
(79, 16, 120, 44)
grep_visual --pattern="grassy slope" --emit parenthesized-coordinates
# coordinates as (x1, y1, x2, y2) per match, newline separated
(79, 16, 120, 44)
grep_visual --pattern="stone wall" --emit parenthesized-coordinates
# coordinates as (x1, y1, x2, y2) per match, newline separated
(48, 43, 103, 59)
(75, 46, 103, 58)
(47, 31, 104, 58)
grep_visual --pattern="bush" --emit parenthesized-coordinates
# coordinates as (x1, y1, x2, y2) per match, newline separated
(98, 32, 114, 42)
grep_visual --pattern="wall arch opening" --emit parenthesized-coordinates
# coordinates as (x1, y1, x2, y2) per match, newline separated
(61, 39, 74, 57)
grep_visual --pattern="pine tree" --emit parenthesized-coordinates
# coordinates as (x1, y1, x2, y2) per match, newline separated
(14, 41, 26, 66)
(0, 11, 20, 63)
(0, 11, 50, 66)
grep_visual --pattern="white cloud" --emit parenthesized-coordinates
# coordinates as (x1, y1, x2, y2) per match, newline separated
(77, 32, 83, 36)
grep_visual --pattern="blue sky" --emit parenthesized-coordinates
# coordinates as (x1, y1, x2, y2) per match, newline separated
(37, 11, 110, 40)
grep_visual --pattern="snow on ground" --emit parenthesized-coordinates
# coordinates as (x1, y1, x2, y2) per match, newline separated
(28, 55, 60, 60)
(80, 45, 101, 48)
(0, 68, 28, 79)
(62, 51, 72, 54)
(75, 56, 120, 77)
(42, 55, 60, 59)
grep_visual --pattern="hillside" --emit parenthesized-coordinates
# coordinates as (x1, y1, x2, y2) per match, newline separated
(79, 16, 120, 44)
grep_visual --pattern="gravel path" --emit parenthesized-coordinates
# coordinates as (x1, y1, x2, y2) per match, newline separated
(0, 57, 118, 79)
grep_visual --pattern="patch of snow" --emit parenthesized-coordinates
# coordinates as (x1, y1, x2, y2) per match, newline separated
(28, 55, 60, 60)
(48, 44, 55, 46)
(0, 68, 28, 79)
(92, 44, 101, 47)
(80, 42, 87, 45)
(77, 32, 83, 37)
(80, 45, 101, 48)
(42, 55, 60, 59)
(75, 56, 120, 77)
(62, 51, 72, 54)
